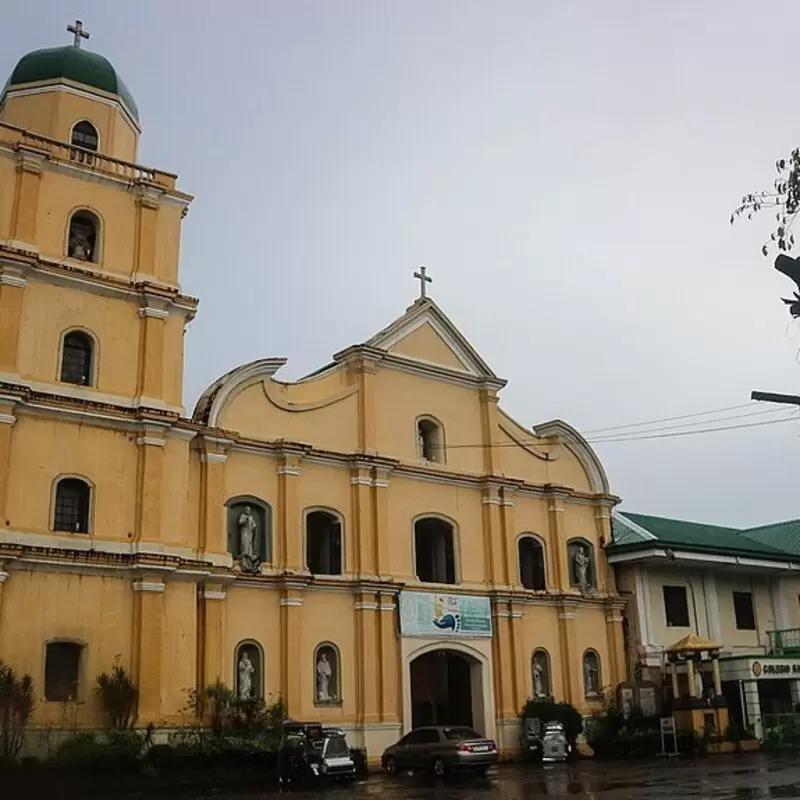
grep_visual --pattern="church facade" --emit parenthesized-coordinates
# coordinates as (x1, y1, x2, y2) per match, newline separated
(0, 29, 626, 757)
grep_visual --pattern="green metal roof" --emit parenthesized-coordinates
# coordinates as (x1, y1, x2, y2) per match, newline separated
(741, 519, 800, 556)
(610, 512, 797, 561)
(2, 45, 138, 122)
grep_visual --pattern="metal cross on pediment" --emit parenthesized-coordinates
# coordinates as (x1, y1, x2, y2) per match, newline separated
(413, 265, 432, 299)
(67, 20, 90, 48)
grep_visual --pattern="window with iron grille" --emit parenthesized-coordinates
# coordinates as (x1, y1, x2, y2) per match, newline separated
(54, 478, 90, 533)
(733, 591, 756, 630)
(60, 332, 93, 385)
(44, 642, 82, 701)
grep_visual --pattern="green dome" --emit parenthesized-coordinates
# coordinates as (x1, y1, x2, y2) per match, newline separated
(3, 45, 138, 122)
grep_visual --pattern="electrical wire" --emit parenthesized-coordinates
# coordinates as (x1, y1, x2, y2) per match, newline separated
(583, 403, 759, 434)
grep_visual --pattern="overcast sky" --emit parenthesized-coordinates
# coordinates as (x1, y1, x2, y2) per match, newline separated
(6, 1, 800, 528)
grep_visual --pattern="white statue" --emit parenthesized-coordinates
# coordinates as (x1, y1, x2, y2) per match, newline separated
(695, 666, 704, 699)
(584, 656, 599, 695)
(238, 651, 255, 700)
(316, 651, 333, 701)
(238, 506, 257, 560)
(533, 657, 547, 697)
(574, 548, 590, 588)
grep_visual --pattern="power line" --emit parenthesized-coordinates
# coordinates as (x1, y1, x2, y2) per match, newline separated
(583, 403, 757, 434)
(443, 411, 798, 450)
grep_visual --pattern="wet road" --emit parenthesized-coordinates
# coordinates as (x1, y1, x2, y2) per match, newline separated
(182, 753, 800, 799)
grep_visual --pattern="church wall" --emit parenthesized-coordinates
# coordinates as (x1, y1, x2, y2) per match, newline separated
(385, 475, 484, 584)
(35, 169, 138, 273)
(155, 203, 184, 287)
(4, 415, 137, 539)
(0, 153, 15, 240)
(541, 447, 599, 495)
(572, 606, 614, 699)
(16, 281, 141, 396)
(373, 369, 485, 473)
(387, 324, 467, 371)
(161, 581, 199, 722)
(160, 438, 192, 549)
(224, 586, 282, 700)
(184, 455, 201, 551)
(517, 605, 564, 700)
(219, 382, 360, 455)
(1, 91, 63, 142)
(0, 570, 133, 727)
(298, 591, 358, 722)
(511, 495, 556, 588)
(162, 313, 186, 407)
(492, 430, 550, 487)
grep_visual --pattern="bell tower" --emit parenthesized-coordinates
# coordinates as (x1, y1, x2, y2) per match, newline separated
(0, 21, 197, 411)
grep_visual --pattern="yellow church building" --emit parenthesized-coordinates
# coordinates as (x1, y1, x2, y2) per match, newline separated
(0, 25, 626, 756)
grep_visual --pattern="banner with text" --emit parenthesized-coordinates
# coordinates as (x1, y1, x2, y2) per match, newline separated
(399, 591, 493, 638)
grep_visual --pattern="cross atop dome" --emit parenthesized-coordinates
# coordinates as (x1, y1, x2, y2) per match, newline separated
(67, 20, 90, 48)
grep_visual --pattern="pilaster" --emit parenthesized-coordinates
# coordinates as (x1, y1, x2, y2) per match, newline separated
(137, 295, 169, 402)
(350, 356, 378, 453)
(372, 466, 392, 578)
(0, 567, 8, 648)
(557, 603, 580, 704)
(478, 388, 500, 475)
(0, 262, 29, 373)
(377, 592, 399, 721)
(280, 582, 305, 715)
(134, 423, 167, 544)
(11, 149, 44, 245)
(594, 506, 612, 593)
(604, 607, 626, 687)
(0, 396, 17, 523)
(197, 437, 229, 557)
(354, 591, 380, 724)
(481, 484, 505, 586)
(132, 577, 166, 722)
(134, 184, 164, 278)
(197, 583, 227, 697)
(350, 463, 373, 576)
(491, 599, 519, 717)
(547, 491, 570, 592)
(277, 450, 303, 571)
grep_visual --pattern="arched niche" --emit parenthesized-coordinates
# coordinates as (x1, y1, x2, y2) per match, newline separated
(226, 496, 272, 571)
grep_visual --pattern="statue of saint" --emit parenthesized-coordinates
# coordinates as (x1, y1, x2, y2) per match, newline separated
(68, 221, 93, 261)
(574, 548, 590, 589)
(238, 651, 255, 700)
(584, 655, 599, 695)
(533, 656, 547, 697)
(239, 506, 257, 559)
(316, 651, 333, 702)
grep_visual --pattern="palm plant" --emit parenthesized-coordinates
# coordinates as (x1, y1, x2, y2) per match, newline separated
(0, 660, 34, 761)
(96, 662, 138, 730)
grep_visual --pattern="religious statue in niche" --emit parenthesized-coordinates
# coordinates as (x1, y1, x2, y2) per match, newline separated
(572, 545, 595, 595)
(316, 650, 335, 703)
(238, 650, 255, 700)
(68, 218, 94, 261)
(235, 505, 262, 574)
(584, 654, 600, 696)
(533, 652, 549, 698)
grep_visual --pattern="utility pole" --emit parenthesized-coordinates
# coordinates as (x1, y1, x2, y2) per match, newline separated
(751, 390, 800, 407)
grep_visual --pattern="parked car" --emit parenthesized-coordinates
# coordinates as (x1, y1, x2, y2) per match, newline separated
(381, 726, 498, 777)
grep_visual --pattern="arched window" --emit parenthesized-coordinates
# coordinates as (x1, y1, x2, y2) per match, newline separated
(67, 210, 99, 262)
(44, 641, 84, 701)
(532, 649, 551, 698)
(518, 535, 546, 591)
(567, 538, 596, 591)
(306, 510, 342, 575)
(414, 516, 457, 584)
(417, 417, 444, 463)
(583, 649, 601, 698)
(70, 120, 98, 164)
(71, 121, 99, 151)
(227, 497, 272, 573)
(234, 640, 264, 701)
(313, 643, 341, 705)
(53, 477, 91, 533)
(60, 331, 94, 386)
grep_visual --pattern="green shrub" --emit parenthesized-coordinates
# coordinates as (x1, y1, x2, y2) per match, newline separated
(0, 660, 34, 761)
(96, 662, 138, 730)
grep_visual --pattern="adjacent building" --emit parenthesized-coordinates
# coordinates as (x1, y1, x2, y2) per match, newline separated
(0, 28, 627, 757)
(609, 512, 800, 737)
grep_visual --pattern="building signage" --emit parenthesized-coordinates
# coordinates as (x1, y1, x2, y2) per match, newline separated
(398, 591, 493, 638)
(751, 660, 800, 678)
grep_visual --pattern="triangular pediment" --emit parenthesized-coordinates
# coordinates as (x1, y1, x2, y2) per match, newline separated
(364, 298, 501, 381)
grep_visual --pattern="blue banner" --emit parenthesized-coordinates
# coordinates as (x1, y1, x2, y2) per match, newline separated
(399, 591, 493, 638)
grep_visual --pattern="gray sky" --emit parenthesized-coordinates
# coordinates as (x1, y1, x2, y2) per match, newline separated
(6, 1, 800, 528)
